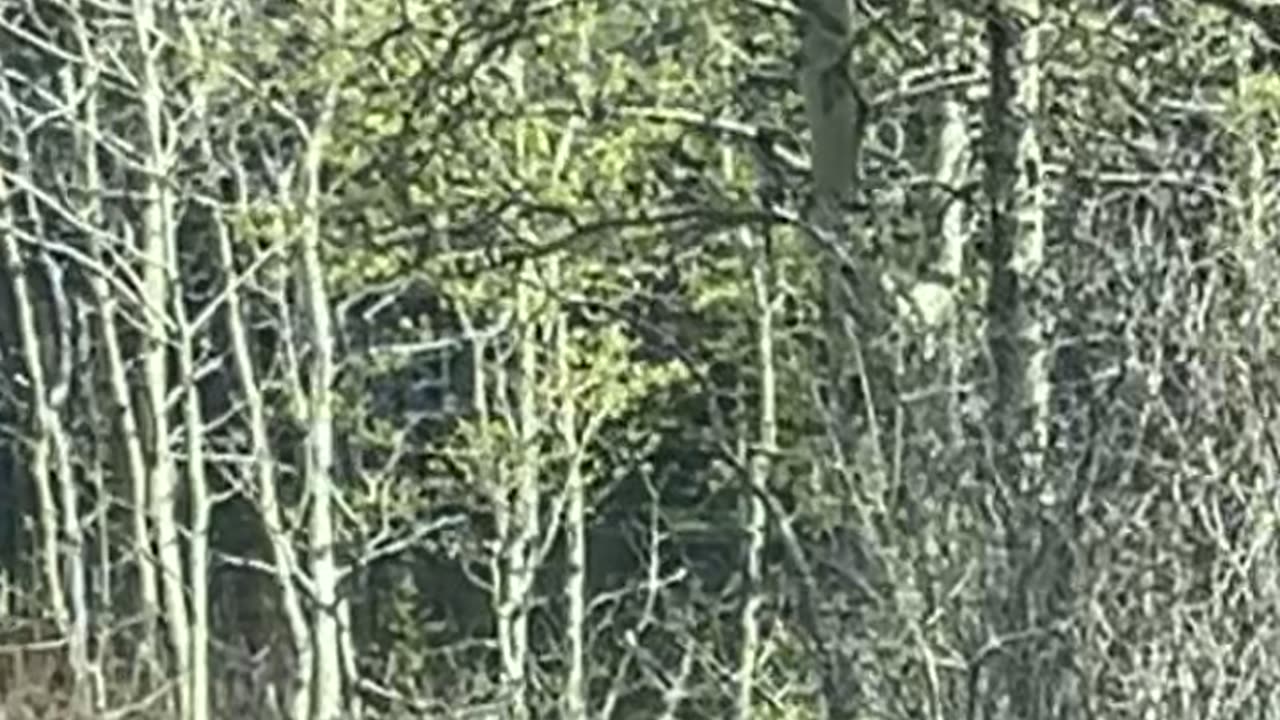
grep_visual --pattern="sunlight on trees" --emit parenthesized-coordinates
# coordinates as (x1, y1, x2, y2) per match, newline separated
(2, 1, 1280, 719)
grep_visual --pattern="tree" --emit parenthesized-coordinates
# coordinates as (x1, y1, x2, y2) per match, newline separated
(3, 2, 1280, 719)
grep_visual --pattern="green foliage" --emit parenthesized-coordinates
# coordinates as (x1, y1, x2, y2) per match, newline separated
(15, 0, 1280, 718)
(1228, 71, 1280, 150)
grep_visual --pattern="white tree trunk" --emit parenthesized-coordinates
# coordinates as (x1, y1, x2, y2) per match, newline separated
(132, 0, 192, 714)
(299, 179, 344, 720)
(556, 256, 587, 720)
(499, 265, 540, 720)
(724, 145, 774, 720)
(173, 16, 214, 719)
(930, 8, 972, 286)
(1231, 31, 1273, 342)
(550, 43, 587, 718)
(43, 252, 90, 713)
(297, 3, 348, 717)
(494, 54, 542, 720)
(178, 283, 211, 720)
(65, 3, 159, 681)
(171, 170, 211, 720)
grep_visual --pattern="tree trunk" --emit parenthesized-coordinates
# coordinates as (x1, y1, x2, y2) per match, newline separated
(556, 253, 587, 720)
(173, 17, 216, 720)
(493, 53, 543, 720)
(726, 144, 773, 720)
(983, 2, 1050, 717)
(0, 147, 67, 654)
(42, 252, 90, 714)
(133, 1, 192, 715)
(929, 7, 973, 287)
(499, 263, 540, 720)
(298, 127, 344, 720)
(551, 38, 588, 718)
(172, 165, 211, 720)
(66, 2, 159, 682)
(796, 1, 867, 714)
(297, 4, 348, 716)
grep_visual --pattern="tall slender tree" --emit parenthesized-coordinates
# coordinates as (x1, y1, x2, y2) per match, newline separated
(296, 1, 348, 714)
(984, 1, 1051, 716)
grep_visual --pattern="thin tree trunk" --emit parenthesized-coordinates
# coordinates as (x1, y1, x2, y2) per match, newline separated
(0, 145, 66, 644)
(556, 254, 586, 720)
(725, 144, 773, 720)
(132, 0, 192, 714)
(1232, 32, 1273, 346)
(929, 7, 972, 288)
(928, 5, 973, 452)
(217, 177, 314, 720)
(736, 242, 773, 720)
(79, 300, 111, 713)
(177, 279, 210, 720)
(983, 2, 1049, 717)
(921, 10, 973, 720)
(495, 53, 541, 720)
(172, 187, 210, 720)
(499, 263, 540, 720)
(459, 312, 507, 709)
(297, 3, 348, 717)
(796, 1, 867, 714)
(0, 72, 89, 708)
(48, 64, 90, 715)
(985, 1, 1048, 472)
(551, 34, 587, 715)
(67, 3, 159, 681)
(336, 598, 361, 719)
(43, 250, 91, 713)
(299, 136, 344, 720)
(172, 16, 223, 720)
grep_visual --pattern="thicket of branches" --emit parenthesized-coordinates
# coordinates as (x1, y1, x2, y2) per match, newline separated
(2, 1, 1279, 719)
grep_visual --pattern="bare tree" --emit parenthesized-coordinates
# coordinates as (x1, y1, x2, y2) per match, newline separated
(295, 2, 349, 716)
(0, 48, 92, 712)
(0, 90, 66, 657)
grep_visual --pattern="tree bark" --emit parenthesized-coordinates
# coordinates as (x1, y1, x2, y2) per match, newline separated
(65, 2, 160, 683)
(498, 261, 541, 720)
(492, 54, 543, 720)
(43, 252, 90, 713)
(0, 131, 67, 655)
(173, 16, 216, 720)
(796, 1, 868, 714)
(557, 258, 587, 720)
(297, 3, 348, 716)
(983, 2, 1050, 717)
(132, 0, 192, 715)
(725, 144, 774, 720)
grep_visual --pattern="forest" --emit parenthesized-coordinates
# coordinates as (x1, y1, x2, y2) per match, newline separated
(2, 0, 1279, 718)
